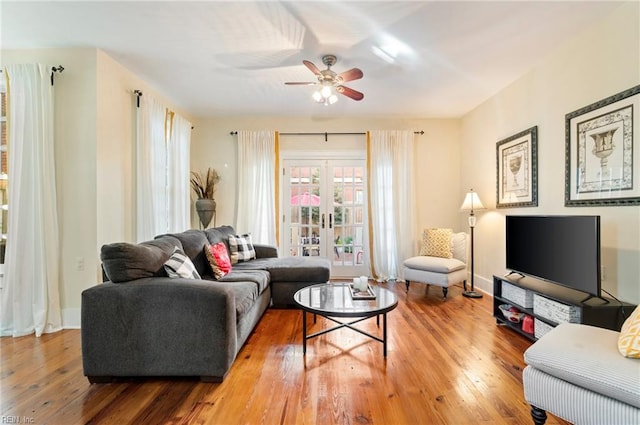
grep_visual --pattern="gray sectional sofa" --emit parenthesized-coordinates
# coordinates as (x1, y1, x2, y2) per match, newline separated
(81, 225, 330, 383)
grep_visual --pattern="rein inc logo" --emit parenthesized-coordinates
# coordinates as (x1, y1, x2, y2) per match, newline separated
(1, 417, 34, 424)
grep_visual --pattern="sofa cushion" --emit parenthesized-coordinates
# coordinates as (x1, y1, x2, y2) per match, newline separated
(203, 278, 265, 320)
(618, 305, 640, 358)
(164, 246, 201, 279)
(525, 322, 640, 409)
(204, 225, 236, 251)
(101, 236, 183, 283)
(419, 228, 453, 258)
(219, 269, 270, 295)
(204, 242, 232, 279)
(229, 233, 256, 264)
(403, 255, 466, 273)
(259, 257, 330, 283)
(158, 230, 210, 276)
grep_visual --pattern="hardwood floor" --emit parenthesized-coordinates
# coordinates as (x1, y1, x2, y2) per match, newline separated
(1, 281, 570, 425)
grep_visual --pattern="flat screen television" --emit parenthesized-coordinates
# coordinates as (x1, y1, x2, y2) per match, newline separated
(505, 215, 601, 297)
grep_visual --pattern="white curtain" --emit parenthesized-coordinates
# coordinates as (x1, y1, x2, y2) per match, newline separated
(235, 130, 276, 244)
(0, 64, 62, 337)
(167, 113, 191, 233)
(136, 94, 168, 242)
(368, 130, 416, 281)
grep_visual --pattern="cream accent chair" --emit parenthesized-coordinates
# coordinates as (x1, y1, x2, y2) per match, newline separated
(403, 231, 468, 298)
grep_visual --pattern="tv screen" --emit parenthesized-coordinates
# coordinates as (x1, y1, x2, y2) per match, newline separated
(505, 215, 601, 296)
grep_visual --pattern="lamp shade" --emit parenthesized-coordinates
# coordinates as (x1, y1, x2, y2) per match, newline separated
(460, 189, 486, 212)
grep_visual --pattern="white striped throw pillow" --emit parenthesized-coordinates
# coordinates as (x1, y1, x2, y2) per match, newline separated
(164, 246, 201, 279)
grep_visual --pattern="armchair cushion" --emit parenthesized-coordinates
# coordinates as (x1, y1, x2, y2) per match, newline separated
(419, 228, 453, 258)
(404, 255, 466, 273)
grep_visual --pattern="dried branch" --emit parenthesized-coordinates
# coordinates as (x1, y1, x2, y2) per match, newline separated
(190, 168, 221, 199)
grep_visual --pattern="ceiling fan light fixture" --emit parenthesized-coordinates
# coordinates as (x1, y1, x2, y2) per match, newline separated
(288, 55, 363, 104)
(313, 85, 339, 105)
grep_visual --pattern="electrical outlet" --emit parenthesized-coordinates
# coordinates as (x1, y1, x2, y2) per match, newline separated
(75, 256, 85, 271)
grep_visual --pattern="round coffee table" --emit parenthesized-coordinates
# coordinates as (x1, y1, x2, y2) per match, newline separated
(293, 283, 398, 357)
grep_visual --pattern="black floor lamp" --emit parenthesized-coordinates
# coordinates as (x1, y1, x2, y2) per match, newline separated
(460, 189, 486, 298)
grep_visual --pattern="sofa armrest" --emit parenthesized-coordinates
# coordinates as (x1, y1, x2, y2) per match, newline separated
(254, 243, 279, 258)
(81, 277, 237, 380)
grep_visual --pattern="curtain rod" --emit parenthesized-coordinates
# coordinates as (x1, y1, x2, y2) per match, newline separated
(134, 89, 143, 107)
(50, 65, 64, 86)
(133, 89, 194, 129)
(229, 130, 424, 142)
(0, 65, 64, 73)
(1, 65, 65, 85)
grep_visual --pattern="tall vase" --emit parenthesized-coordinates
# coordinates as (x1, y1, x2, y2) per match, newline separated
(195, 199, 216, 229)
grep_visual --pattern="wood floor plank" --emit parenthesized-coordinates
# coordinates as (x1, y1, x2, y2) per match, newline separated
(0, 282, 571, 424)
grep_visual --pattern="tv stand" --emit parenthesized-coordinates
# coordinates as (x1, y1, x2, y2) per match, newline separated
(493, 275, 634, 341)
(579, 293, 610, 305)
(504, 270, 525, 278)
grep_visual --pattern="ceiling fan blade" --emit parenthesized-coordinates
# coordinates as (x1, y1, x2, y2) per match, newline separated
(303, 60, 322, 76)
(284, 82, 317, 85)
(337, 68, 363, 83)
(336, 85, 364, 101)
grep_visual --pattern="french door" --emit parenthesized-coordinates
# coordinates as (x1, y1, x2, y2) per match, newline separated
(282, 159, 368, 278)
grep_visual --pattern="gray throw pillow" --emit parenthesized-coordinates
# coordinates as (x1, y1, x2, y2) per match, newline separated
(101, 236, 182, 283)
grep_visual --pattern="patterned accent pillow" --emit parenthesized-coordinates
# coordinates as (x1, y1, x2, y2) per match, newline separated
(618, 305, 640, 358)
(228, 233, 256, 264)
(164, 246, 201, 279)
(419, 228, 453, 259)
(204, 242, 232, 279)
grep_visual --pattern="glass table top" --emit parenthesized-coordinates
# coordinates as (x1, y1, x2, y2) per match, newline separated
(293, 283, 398, 317)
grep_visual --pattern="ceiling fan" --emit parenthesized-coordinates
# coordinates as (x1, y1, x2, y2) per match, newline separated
(285, 54, 364, 103)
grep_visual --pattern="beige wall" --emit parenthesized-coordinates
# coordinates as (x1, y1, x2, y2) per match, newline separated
(1, 48, 193, 327)
(190, 116, 463, 250)
(460, 2, 640, 303)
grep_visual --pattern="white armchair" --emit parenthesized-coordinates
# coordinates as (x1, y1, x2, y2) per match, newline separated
(403, 229, 468, 298)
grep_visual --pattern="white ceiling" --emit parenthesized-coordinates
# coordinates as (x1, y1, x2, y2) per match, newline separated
(1, 1, 625, 118)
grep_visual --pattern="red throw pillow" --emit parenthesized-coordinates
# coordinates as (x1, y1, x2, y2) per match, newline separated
(204, 242, 232, 279)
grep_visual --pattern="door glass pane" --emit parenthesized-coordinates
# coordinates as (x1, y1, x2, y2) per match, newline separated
(331, 166, 365, 268)
(289, 166, 321, 257)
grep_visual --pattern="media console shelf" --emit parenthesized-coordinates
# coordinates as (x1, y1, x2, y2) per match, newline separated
(493, 274, 634, 341)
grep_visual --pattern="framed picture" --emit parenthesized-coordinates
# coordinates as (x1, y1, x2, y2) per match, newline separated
(565, 84, 640, 206)
(496, 126, 538, 208)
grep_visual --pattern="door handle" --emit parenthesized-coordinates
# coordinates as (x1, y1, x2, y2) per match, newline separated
(329, 213, 333, 229)
(322, 213, 325, 229)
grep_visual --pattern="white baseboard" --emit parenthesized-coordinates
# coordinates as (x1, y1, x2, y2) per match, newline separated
(473, 274, 493, 296)
(62, 307, 81, 329)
